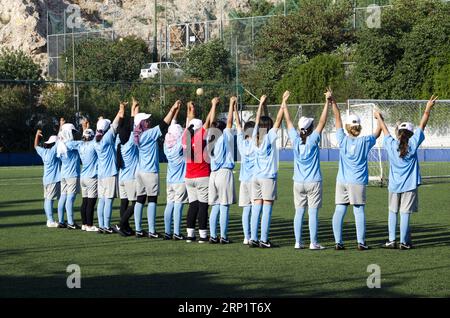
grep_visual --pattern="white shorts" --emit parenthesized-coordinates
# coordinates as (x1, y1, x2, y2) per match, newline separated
(185, 176, 209, 203)
(239, 181, 252, 207)
(294, 181, 322, 208)
(61, 177, 80, 195)
(167, 183, 188, 203)
(252, 178, 277, 201)
(208, 169, 236, 205)
(80, 178, 97, 198)
(43, 182, 60, 200)
(136, 171, 159, 196)
(98, 176, 117, 199)
(389, 189, 418, 214)
(335, 183, 366, 205)
(119, 179, 137, 201)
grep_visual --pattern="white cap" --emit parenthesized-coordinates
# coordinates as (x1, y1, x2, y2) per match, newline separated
(83, 129, 95, 139)
(96, 118, 111, 132)
(347, 114, 361, 127)
(189, 118, 203, 131)
(61, 123, 77, 132)
(398, 122, 414, 133)
(298, 116, 314, 130)
(134, 113, 151, 127)
(44, 135, 58, 144)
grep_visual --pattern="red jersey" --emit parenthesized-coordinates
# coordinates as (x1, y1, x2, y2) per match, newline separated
(182, 127, 210, 178)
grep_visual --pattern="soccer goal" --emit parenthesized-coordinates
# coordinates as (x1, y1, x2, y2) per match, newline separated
(348, 99, 450, 186)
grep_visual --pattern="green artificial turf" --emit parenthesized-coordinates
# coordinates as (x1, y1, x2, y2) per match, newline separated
(1, 163, 449, 298)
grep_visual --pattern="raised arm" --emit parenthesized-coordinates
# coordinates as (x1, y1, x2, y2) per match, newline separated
(226, 96, 236, 129)
(274, 91, 289, 129)
(172, 102, 181, 124)
(234, 101, 242, 131)
(186, 101, 195, 128)
(331, 94, 342, 129)
(374, 111, 390, 136)
(255, 95, 267, 127)
(419, 95, 438, 131)
(373, 116, 382, 139)
(163, 100, 182, 125)
(34, 129, 43, 148)
(204, 97, 220, 130)
(111, 101, 127, 132)
(281, 91, 293, 130)
(316, 88, 331, 133)
(132, 97, 139, 117)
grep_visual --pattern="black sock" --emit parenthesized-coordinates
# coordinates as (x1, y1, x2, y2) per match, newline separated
(120, 199, 129, 220)
(86, 198, 97, 226)
(198, 202, 209, 230)
(186, 200, 199, 230)
(80, 197, 88, 225)
(120, 201, 135, 231)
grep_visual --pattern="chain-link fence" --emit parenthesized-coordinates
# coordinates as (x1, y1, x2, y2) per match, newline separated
(0, 79, 239, 153)
(348, 99, 450, 184)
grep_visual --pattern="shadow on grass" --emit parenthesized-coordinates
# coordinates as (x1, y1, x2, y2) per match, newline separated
(0, 270, 415, 298)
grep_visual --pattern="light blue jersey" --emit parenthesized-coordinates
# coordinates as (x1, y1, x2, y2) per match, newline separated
(210, 128, 235, 172)
(119, 134, 139, 182)
(94, 128, 117, 179)
(66, 140, 98, 179)
(58, 142, 80, 179)
(336, 128, 376, 185)
(252, 126, 279, 179)
(137, 126, 162, 173)
(384, 128, 425, 193)
(289, 128, 322, 183)
(164, 138, 186, 184)
(236, 130, 255, 182)
(35, 145, 61, 185)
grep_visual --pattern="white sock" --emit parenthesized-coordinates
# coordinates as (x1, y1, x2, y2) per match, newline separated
(199, 229, 208, 238)
(187, 228, 195, 237)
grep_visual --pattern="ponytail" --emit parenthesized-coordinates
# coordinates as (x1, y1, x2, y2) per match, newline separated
(300, 126, 313, 145)
(397, 129, 413, 158)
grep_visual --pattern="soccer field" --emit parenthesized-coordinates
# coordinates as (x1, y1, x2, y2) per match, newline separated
(1, 162, 450, 298)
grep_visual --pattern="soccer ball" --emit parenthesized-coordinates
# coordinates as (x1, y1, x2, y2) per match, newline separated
(196, 88, 204, 96)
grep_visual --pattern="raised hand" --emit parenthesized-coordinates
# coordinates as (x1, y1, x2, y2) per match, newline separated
(259, 95, 267, 105)
(36, 129, 43, 138)
(282, 90, 290, 104)
(426, 94, 438, 110)
(211, 97, 220, 107)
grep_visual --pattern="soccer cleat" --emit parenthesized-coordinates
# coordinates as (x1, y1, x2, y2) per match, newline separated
(185, 236, 196, 243)
(57, 222, 67, 229)
(294, 242, 305, 249)
(67, 223, 81, 230)
(103, 227, 114, 234)
(249, 240, 259, 248)
(81, 225, 87, 231)
(163, 233, 173, 240)
(357, 242, 370, 251)
(112, 225, 122, 234)
(86, 226, 99, 232)
(135, 230, 147, 238)
(46, 220, 59, 228)
(399, 243, 412, 250)
(173, 233, 185, 241)
(309, 243, 326, 250)
(97, 227, 105, 234)
(383, 240, 397, 249)
(243, 238, 249, 245)
(198, 237, 208, 244)
(335, 243, 345, 250)
(259, 240, 272, 248)
(148, 232, 160, 239)
(220, 237, 231, 244)
(209, 236, 219, 244)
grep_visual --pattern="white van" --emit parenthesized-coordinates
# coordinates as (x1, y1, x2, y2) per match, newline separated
(140, 62, 183, 79)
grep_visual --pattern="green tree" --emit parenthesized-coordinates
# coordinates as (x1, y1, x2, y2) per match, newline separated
(274, 53, 346, 104)
(184, 39, 234, 82)
(0, 49, 42, 80)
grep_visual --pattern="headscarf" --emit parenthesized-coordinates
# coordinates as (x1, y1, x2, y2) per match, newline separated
(57, 123, 76, 158)
(164, 122, 183, 149)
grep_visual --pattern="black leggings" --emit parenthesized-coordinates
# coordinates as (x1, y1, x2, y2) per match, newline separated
(119, 199, 135, 231)
(81, 197, 96, 226)
(186, 200, 208, 230)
